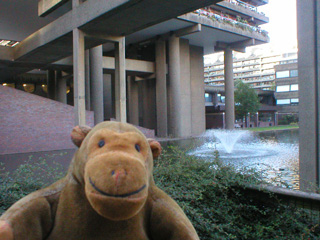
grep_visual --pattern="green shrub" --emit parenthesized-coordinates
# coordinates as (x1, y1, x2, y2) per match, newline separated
(0, 154, 66, 215)
(154, 146, 320, 239)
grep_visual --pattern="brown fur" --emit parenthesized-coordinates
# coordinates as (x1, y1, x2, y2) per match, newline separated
(0, 121, 199, 240)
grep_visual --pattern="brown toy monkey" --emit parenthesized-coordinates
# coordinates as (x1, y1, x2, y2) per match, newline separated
(0, 121, 199, 240)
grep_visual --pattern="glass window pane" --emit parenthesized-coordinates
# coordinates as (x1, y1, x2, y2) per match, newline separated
(290, 84, 299, 91)
(291, 98, 299, 103)
(290, 69, 298, 77)
(277, 99, 290, 105)
(276, 70, 290, 78)
(276, 85, 290, 92)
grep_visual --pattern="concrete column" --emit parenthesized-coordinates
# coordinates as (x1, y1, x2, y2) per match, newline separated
(115, 37, 127, 123)
(155, 38, 167, 137)
(56, 71, 67, 104)
(103, 74, 113, 120)
(298, 0, 320, 190)
(127, 76, 139, 125)
(255, 112, 259, 127)
(73, 28, 86, 126)
(224, 47, 235, 129)
(190, 45, 205, 135)
(85, 50, 91, 111)
(47, 70, 55, 100)
(213, 93, 219, 107)
(90, 45, 104, 124)
(141, 79, 156, 130)
(179, 39, 192, 137)
(168, 35, 181, 137)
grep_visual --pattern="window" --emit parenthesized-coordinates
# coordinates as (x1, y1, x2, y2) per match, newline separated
(276, 70, 290, 78)
(205, 93, 212, 102)
(291, 98, 299, 104)
(277, 99, 290, 105)
(290, 84, 299, 91)
(290, 69, 298, 77)
(276, 85, 290, 92)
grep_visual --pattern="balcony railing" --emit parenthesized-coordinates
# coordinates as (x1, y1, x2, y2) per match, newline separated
(193, 9, 268, 37)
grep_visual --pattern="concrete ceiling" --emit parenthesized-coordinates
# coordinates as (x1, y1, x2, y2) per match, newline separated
(0, 0, 71, 41)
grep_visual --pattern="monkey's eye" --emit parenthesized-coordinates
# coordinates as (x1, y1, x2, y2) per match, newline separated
(98, 140, 105, 148)
(135, 144, 141, 152)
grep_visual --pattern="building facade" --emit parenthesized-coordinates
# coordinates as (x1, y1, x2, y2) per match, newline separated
(0, 0, 269, 140)
(274, 60, 299, 124)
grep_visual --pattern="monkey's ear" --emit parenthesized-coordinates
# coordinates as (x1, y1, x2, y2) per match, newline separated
(147, 139, 162, 159)
(71, 125, 92, 147)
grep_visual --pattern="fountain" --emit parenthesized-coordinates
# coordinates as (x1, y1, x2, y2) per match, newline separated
(187, 129, 299, 189)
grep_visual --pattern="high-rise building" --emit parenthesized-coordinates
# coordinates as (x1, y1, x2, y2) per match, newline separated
(204, 48, 298, 91)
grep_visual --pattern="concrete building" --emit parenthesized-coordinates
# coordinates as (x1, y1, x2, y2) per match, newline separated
(297, 0, 320, 190)
(205, 48, 298, 91)
(0, 0, 269, 142)
(274, 60, 299, 124)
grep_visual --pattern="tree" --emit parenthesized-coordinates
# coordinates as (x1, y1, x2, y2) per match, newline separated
(234, 80, 260, 126)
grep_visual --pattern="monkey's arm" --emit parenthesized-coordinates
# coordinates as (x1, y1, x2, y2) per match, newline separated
(0, 179, 65, 240)
(149, 187, 200, 240)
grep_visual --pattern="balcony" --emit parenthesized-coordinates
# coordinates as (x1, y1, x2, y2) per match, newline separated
(193, 9, 269, 38)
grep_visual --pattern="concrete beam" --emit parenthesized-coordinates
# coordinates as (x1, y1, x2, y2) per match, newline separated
(135, 74, 156, 81)
(103, 57, 155, 74)
(174, 24, 201, 37)
(38, 0, 69, 17)
(215, 41, 246, 53)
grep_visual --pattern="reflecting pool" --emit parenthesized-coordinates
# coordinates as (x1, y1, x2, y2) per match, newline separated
(162, 129, 299, 190)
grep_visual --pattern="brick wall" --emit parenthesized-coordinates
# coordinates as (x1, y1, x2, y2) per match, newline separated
(0, 86, 94, 154)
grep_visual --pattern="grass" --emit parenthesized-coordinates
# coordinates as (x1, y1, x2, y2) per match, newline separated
(246, 124, 299, 132)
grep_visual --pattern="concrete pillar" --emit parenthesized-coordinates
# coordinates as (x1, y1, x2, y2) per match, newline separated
(224, 47, 235, 129)
(127, 76, 139, 125)
(213, 93, 219, 107)
(298, 0, 320, 190)
(47, 70, 55, 100)
(115, 37, 127, 123)
(255, 112, 259, 127)
(168, 35, 181, 137)
(179, 39, 192, 136)
(90, 45, 104, 124)
(73, 28, 86, 126)
(155, 38, 167, 137)
(103, 74, 113, 120)
(141, 79, 156, 130)
(56, 71, 67, 104)
(190, 45, 205, 136)
(85, 50, 91, 111)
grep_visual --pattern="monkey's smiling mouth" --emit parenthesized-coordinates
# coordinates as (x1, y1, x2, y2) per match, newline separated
(89, 177, 146, 198)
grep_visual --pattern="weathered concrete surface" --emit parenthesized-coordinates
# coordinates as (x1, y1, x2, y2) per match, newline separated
(298, 0, 320, 190)
(13, 0, 222, 64)
(190, 45, 206, 135)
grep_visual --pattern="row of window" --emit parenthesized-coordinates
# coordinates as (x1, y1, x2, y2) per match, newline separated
(277, 98, 299, 105)
(276, 84, 298, 92)
(276, 69, 298, 78)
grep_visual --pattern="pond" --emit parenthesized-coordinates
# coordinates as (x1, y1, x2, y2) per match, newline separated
(162, 129, 299, 190)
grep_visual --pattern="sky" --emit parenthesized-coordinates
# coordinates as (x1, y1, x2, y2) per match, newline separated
(257, 0, 297, 52)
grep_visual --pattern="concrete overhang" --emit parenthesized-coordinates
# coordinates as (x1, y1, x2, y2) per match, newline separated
(124, 13, 269, 55)
(12, 0, 223, 64)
